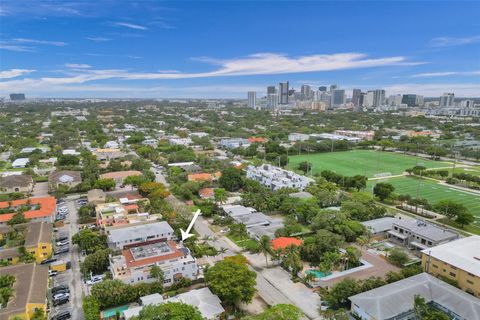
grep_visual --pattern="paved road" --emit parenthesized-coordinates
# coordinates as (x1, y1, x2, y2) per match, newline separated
(66, 199, 85, 320)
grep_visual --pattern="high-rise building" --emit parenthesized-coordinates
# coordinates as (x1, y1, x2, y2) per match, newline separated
(388, 94, 403, 106)
(352, 89, 362, 107)
(267, 93, 278, 109)
(319, 92, 332, 109)
(301, 85, 312, 100)
(440, 93, 455, 107)
(247, 91, 257, 109)
(329, 84, 337, 93)
(267, 86, 276, 95)
(279, 82, 289, 105)
(415, 95, 424, 107)
(401, 94, 417, 107)
(364, 91, 374, 107)
(372, 89, 385, 107)
(331, 89, 346, 106)
(318, 86, 327, 92)
(9, 93, 26, 101)
(460, 99, 474, 108)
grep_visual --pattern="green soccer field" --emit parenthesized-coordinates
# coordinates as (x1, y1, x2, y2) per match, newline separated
(367, 176, 480, 224)
(288, 150, 452, 178)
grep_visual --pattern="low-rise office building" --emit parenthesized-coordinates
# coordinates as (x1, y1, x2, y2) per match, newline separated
(107, 221, 175, 250)
(422, 236, 480, 297)
(110, 240, 197, 286)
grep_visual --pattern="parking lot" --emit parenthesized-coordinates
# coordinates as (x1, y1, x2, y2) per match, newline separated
(48, 197, 88, 320)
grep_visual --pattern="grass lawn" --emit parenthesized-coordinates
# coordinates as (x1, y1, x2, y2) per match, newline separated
(288, 150, 451, 178)
(451, 166, 480, 176)
(368, 176, 480, 226)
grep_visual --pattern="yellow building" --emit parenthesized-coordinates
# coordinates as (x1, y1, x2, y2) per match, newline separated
(0, 222, 52, 265)
(0, 263, 49, 320)
(421, 236, 480, 297)
(24, 222, 53, 263)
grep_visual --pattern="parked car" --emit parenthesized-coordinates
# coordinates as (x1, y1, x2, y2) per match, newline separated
(66, 261, 71, 269)
(56, 235, 69, 242)
(40, 258, 57, 265)
(53, 292, 70, 300)
(52, 285, 70, 294)
(86, 274, 104, 285)
(56, 240, 69, 247)
(48, 270, 58, 277)
(51, 310, 71, 320)
(53, 296, 69, 306)
(54, 247, 69, 255)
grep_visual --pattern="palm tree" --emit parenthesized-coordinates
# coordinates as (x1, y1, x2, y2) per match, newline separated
(218, 247, 227, 259)
(258, 235, 272, 268)
(214, 188, 227, 205)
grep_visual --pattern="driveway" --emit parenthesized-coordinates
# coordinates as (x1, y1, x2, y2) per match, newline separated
(261, 268, 322, 320)
(32, 182, 49, 197)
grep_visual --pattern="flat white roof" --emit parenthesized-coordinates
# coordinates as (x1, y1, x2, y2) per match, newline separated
(422, 236, 480, 277)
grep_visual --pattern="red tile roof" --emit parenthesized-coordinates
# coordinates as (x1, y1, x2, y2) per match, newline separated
(248, 137, 267, 143)
(272, 237, 303, 250)
(199, 188, 214, 199)
(0, 197, 56, 223)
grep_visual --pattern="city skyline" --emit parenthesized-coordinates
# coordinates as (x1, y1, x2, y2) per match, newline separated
(1, 1, 480, 98)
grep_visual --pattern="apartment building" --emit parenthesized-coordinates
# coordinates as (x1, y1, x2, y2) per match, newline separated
(0, 196, 56, 224)
(422, 236, 480, 297)
(246, 164, 314, 191)
(107, 221, 175, 250)
(387, 219, 458, 251)
(109, 240, 198, 286)
(0, 264, 49, 320)
(0, 222, 53, 264)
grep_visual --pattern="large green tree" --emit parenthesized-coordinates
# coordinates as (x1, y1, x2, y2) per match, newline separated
(219, 167, 244, 191)
(205, 258, 256, 306)
(131, 302, 203, 320)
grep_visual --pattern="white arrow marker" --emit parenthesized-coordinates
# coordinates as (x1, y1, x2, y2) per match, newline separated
(180, 209, 202, 241)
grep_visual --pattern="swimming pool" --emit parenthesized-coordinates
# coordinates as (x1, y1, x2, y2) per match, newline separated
(305, 269, 331, 279)
(101, 305, 130, 319)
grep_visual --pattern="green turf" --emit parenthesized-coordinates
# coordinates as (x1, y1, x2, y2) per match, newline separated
(288, 150, 451, 178)
(368, 176, 480, 225)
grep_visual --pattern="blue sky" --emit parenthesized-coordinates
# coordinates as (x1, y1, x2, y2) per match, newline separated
(0, 1, 479, 98)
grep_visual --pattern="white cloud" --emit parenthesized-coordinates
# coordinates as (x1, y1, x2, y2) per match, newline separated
(381, 83, 480, 97)
(113, 22, 148, 30)
(412, 70, 480, 78)
(65, 63, 91, 69)
(85, 37, 112, 42)
(114, 52, 423, 80)
(0, 69, 35, 79)
(13, 38, 67, 46)
(0, 52, 432, 97)
(0, 43, 35, 52)
(428, 35, 480, 47)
